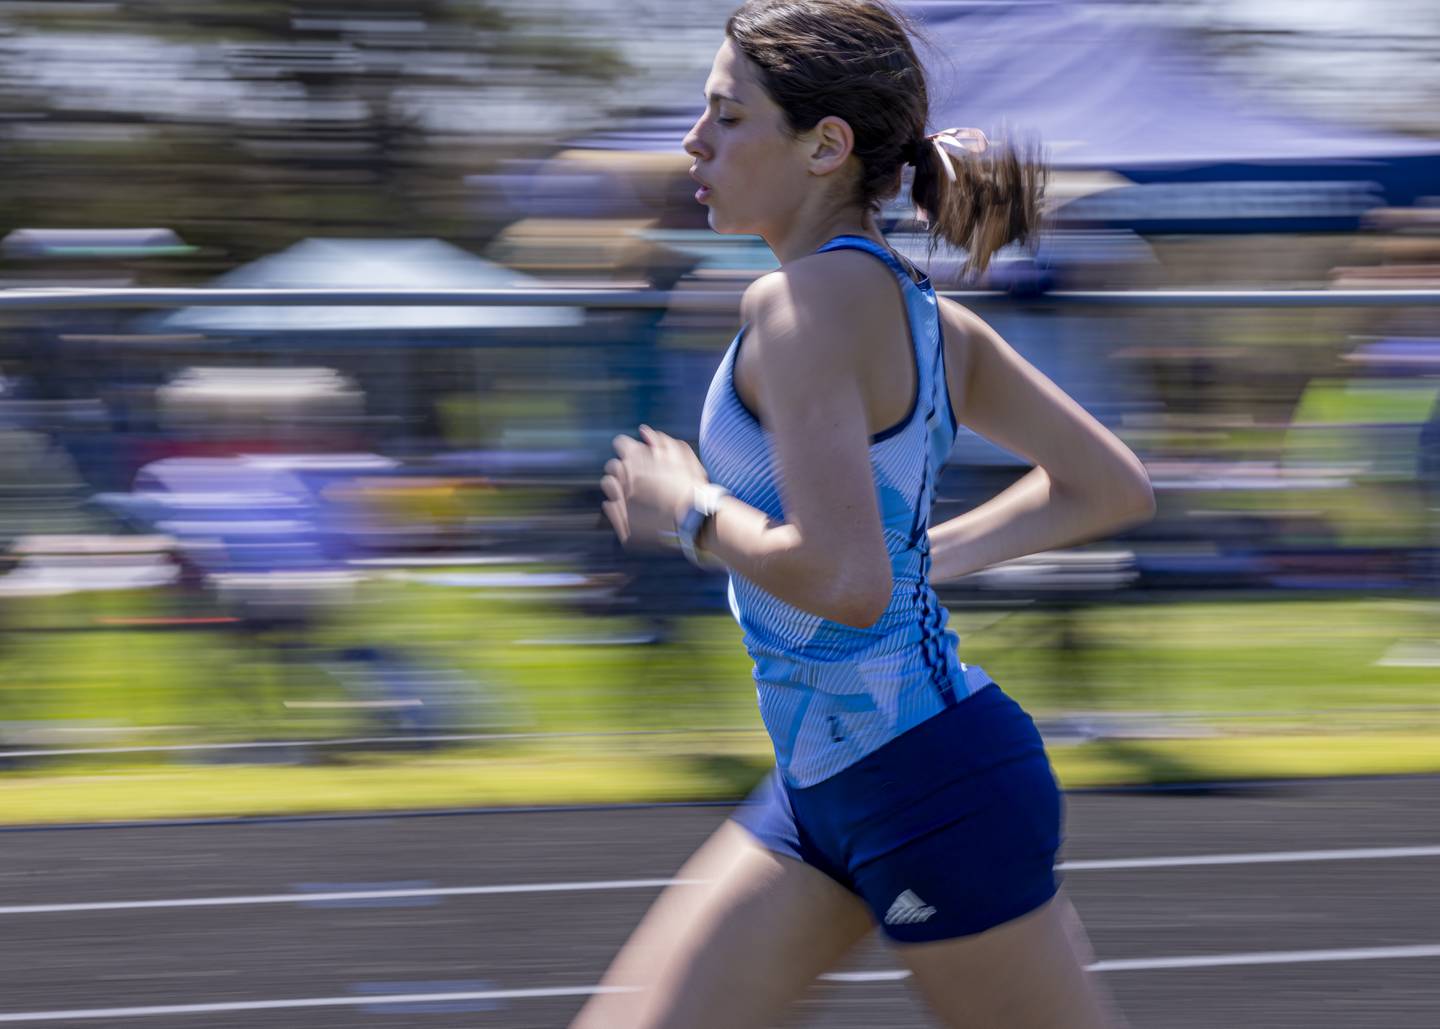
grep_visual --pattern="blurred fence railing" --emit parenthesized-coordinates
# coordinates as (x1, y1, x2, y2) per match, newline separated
(2, 287, 1440, 310)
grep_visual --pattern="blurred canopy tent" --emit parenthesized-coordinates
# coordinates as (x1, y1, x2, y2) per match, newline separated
(576, 0, 1440, 234)
(154, 238, 582, 337)
(155, 367, 365, 436)
(1, 228, 197, 260)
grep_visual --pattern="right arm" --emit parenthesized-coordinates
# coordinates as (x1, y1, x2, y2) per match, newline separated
(927, 299, 1154, 583)
(695, 260, 897, 626)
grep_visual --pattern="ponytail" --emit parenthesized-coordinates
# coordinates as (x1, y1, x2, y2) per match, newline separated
(908, 129, 1047, 277)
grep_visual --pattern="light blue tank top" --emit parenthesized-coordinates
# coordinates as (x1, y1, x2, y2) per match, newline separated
(698, 234, 994, 787)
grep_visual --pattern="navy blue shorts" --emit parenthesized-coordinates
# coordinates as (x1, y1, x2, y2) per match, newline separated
(731, 683, 1062, 943)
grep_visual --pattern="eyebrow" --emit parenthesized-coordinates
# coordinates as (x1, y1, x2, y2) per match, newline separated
(705, 91, 745, 105)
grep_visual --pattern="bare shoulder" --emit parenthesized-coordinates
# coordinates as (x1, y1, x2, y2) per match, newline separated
(933, 294, 990, 405)
(934, 294, 1084, 430)
(935, 294, 990, 347)
(740, 251, 898, 365)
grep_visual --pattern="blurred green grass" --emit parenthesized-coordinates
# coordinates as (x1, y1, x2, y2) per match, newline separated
(5, 734, 1440, 825)
(3, 579, 1439, 822)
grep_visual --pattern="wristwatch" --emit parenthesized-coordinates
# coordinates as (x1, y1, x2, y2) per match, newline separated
(676, 483, 731, 568)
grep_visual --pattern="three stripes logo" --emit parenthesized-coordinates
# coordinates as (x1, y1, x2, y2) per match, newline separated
(883, 889, 937, 926)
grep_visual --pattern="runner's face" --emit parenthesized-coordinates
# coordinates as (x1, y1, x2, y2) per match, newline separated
(682, 40, 809, 236)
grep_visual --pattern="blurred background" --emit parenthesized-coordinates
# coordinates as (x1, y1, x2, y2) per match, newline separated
(2, 0, 1439, 818)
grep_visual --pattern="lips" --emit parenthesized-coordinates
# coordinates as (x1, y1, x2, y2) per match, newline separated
(689, 168, 712, 202)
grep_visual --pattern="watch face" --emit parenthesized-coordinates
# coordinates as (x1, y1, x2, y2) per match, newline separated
(679, 505, 708, 547)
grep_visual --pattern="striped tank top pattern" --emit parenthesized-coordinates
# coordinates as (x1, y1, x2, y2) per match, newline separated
(697, 234, 994, 787)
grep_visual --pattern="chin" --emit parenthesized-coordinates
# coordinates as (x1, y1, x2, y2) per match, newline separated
(707, 210, 755, 236)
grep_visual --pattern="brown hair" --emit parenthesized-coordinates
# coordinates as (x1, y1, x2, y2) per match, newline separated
(724, 0, 1046, 275)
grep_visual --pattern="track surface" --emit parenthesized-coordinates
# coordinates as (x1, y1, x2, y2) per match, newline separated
(2, 778, 1439, 1027)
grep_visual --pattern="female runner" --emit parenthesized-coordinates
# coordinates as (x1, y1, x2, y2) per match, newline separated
(585, 1, 1152, 1025)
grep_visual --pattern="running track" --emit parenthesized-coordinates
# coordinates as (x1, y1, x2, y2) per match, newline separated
(2, 777, 1438, 1027)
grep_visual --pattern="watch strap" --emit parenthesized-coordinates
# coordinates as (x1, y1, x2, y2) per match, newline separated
(677, 483, 730, 567)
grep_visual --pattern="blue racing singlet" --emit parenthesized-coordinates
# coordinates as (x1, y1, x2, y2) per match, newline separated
(697, 234, 995, 787)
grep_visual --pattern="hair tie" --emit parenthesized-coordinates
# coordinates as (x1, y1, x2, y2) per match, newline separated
(924, 126, 990, 183)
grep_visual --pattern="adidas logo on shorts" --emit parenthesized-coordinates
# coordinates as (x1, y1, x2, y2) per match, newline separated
(883, 889, 937, 926)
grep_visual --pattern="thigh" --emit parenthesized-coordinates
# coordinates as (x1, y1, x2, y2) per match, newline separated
(571, 820, 874, 1029)
(897, 892, 1127, 1029)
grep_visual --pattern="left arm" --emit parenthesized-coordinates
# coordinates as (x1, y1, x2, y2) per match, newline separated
(927, 298, 1154, 581)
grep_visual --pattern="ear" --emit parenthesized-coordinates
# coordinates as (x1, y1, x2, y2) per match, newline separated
(805, 115, 855, 176)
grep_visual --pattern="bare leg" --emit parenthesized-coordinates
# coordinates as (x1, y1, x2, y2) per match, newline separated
(897, 891, 1127, 1029)
(571, 820, 874, 1029)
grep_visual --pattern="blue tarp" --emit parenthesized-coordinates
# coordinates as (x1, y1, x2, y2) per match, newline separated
(578, 0, 1440, 231)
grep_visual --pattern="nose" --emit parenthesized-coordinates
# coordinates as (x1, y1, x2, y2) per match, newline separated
(682, 114, 708, 160)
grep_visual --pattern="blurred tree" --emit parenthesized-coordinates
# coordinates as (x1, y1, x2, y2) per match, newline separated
(0, 1, 631, 272)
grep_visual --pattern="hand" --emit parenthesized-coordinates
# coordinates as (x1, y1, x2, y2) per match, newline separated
(600, 425, 709, 550)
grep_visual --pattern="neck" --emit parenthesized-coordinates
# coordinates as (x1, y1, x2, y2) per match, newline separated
(765, 208, 885, 265)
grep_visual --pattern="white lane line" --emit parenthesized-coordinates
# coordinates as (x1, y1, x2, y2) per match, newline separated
(1061, 844, 1440, 872)
(5, 844, 1439, 917)
(0, 878, 703, 916)
(1088, 943, 1440, 973)
(824, 944, 1440, 983)
(3, 945, 1439, 1022)
(0, 987, 636, 1024)
(822, 970, 913, 982)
